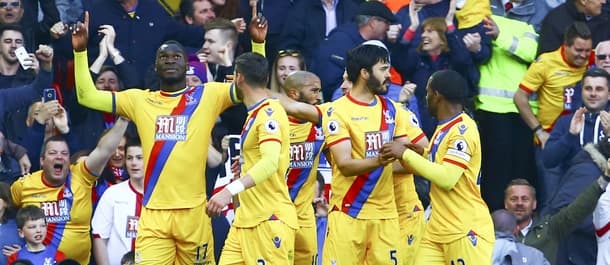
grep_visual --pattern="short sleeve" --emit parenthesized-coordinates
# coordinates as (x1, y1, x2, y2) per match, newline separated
(441, 129, 475, 170)
(323, 108, 349, 147)
(91, 187, 115, 239)
(256, 104, 286, 145)
(519, 58, 546, 94)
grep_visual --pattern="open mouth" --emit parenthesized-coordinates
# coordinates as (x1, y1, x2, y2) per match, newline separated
(34, 234, 44, 241)
(53, 163, 63, 175)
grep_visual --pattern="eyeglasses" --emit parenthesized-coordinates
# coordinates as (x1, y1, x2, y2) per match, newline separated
(597, 54, 610, 60)
(0, 1, 19, 8)
(277, 49, 301, 57)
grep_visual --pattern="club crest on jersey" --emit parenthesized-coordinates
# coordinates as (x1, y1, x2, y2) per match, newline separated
(326, 106, 334, 117)
(155, 115, 188, 141)
(467, 230, 478, 246)
(290, 142, 315, 168)
(125, 216, 139, 238)
(63, 189, 72, 199)
(185, 90, 197, 105)
(273, 236, 281, 248)
(264, 120, 279, 133)
(383, 110, 395, 124)
(365, 130, 390, 158)
(458, 124, 467, 135)
(410, 114, 419, 127)
(43, 258, 53, 265)
(327, 120, 339, 135)
(40, 199, 71, 223)
(265, 107, 274, 116)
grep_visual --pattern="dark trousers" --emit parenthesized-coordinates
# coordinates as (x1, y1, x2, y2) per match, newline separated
(476, 110, 537, 211)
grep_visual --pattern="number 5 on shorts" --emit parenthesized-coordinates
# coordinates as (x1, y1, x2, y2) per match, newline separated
(390, 249, 397, 265)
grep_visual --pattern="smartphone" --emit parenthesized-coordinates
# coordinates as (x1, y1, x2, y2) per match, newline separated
(14, 47, 30, 70)
(43, 88, 57, 102)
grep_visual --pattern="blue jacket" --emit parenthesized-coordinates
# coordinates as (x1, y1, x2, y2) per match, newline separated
(0, 219, 24, 265)
(547, 144, 605, 265)
(490, 0, 551, 32)
(543, 106, 607, 171)
(312, 23, 365, 102)
(86, 0, 204, 81)
(279, 0, 358, 69)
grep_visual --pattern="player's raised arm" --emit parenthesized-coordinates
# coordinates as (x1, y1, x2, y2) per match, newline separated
(268, 90, 320, 124)
(85, 117, 130, 176)
(72, 11, 114, 113)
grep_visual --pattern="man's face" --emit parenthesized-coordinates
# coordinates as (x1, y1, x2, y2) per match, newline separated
(369, 17, 390, 40)
(189, 0, 216, 25)
(109, 137, 126, 168)
(582, 76, 610, 112)
(0, 29, 23, 65)
(339, 70, 352, 95)
(366, 61, 390, 95)
(202, 29, 228, 65)
(95, 70, 119, 91)
(125, 146, 143, 180)
(565, 37, 592, 67)
(40, 140, 70, 185)
(596, 42, 610, 74)
(155, 43, 187, 84)
(504, 185, 537, 224)
(0, 0, 23, 24)
(582, 0, 606, 16)
(425, 81, 438, 117)
(297, 77, 322, 105)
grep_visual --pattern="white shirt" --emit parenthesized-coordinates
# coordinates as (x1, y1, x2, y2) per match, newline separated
(593, 191, 610, 265)
(322, 0, 338, 36)
(520, 218, 533, 237)
(91, 181, 142, 265)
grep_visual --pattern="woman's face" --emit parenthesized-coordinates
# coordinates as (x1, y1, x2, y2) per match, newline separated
(276, 56, 301, 87)
(421, 25, 443, 54)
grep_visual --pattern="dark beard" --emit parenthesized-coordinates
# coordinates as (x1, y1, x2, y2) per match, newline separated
(367, 77, 388, 95)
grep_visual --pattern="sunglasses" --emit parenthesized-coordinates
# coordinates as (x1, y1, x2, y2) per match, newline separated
(0, 1, 19, 8)
(597, 54, 610, 60)
(277, 49, 300, 57)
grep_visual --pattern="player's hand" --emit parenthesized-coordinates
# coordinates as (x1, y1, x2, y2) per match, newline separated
(2, 244, 21, 257)
(221, 135, 230, 153)
(230, 156, 241, 176)
(18, 155, 31, 175)
(405, 142, 425, 156)
(248, 13, 267, 43)
(536, 129, 550, 149)
(72, 11, 90, 52)
(206, 189, 232, 217)
(381, 141, 408, 161)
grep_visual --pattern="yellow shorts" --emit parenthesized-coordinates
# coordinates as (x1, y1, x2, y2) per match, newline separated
(414, 233, 494, 265)
(323, 211, 401, 265)
(135, 204, 215, 265)
(294, 225, 318, 265)
(398, 209, 425, 265)
(219, 220, 296, 265)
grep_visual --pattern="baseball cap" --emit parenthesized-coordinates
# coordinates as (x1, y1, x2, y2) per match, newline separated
(357, 1, 397, 23)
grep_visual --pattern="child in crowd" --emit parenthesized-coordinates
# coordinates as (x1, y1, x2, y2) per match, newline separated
(8, 206, 65, 264)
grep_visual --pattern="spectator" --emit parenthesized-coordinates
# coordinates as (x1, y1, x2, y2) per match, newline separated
(476, 14, 539, 211)
(537, 0, 609, 55)
(86, 0, 205, 82)
(7, 205, 65, 263)
(92, 133, 128, 209)
(269, 49, 305, 94)
(489, 0, 551, 32)
(514, 21, 592, 210)
(178, 0, 216, 26)
(120, 251, 134, 265)
(0, 132, 30, 183)
(278, 0, 358, 70)
(313, 1, 396, 102)
(0, 181, 23, 265)
(491, 209, 550, 265)
(10, 119, 129, 264)
(0, 0, 61, 52)
(0, 24, 35, 88)
(504, 174, 609, 264)
(391, 1, 473, 136)
(595, 40, 610, 73)
(91, 137, 143, 265)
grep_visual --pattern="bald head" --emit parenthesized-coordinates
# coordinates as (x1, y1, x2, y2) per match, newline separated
(284, 71, 322, 105)
(492, 209, 517, 234)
